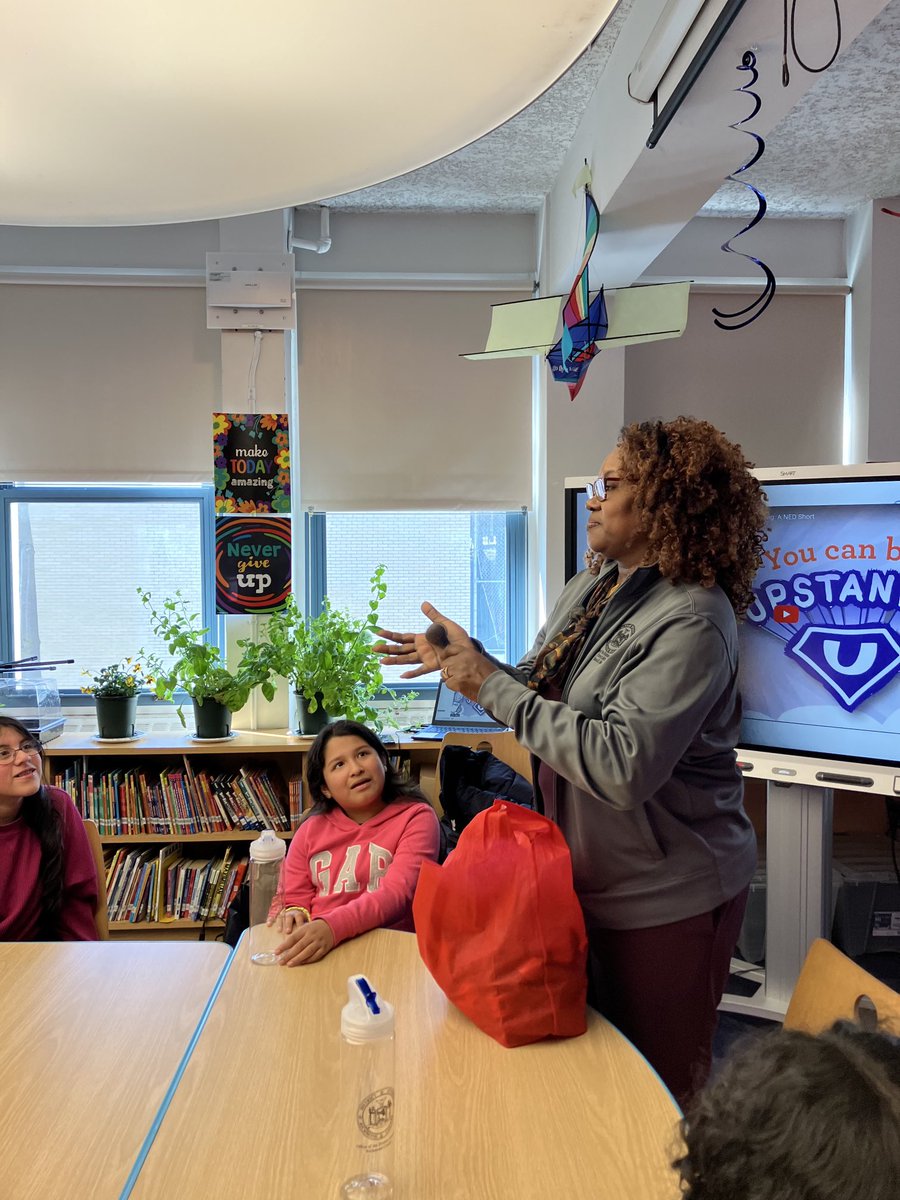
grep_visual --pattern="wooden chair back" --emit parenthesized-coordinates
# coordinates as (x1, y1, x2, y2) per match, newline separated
(432, 731, 532, 816)
(82, 818, 110, 940)
(784, 938, 900, 1035)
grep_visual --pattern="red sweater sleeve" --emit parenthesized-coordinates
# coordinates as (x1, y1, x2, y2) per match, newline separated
(322, 803, 441, 947)
(53, 790, 100, 942)
(280, 821, 318, 910)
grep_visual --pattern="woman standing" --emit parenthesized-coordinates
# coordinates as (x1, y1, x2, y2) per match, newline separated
(0, 715, 98, 940)
(378, 417, 767, 1106)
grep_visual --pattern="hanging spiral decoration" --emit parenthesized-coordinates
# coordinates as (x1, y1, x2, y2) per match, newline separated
(713, 50, 777, 332)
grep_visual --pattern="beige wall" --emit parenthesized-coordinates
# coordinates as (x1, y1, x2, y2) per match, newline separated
(624, 292, 845, 468)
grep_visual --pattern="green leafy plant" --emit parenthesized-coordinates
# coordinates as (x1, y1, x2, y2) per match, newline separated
(241, 565, 410, 730)
(80, 658, 153, 698)
(137, 588, 268, 725)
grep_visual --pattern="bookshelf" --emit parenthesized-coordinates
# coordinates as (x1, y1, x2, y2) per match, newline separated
(44, 730, 439, 940)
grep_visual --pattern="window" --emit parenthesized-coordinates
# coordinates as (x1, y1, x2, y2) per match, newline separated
(0, 485, 215, 696)
(307, 511, 527, 686)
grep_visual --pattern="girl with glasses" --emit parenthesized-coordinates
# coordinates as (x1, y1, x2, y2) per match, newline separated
(0, 715, 98, 940)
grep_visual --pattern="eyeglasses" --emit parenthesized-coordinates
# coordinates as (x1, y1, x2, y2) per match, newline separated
(585, 476, 607, 502)
(0, 740, 42, 765)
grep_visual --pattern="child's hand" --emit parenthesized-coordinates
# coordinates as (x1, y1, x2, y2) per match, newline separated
(272, 907, 308, 935)
(276, 918, 335, 966)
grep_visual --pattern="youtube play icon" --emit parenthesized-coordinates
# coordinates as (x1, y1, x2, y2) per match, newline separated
(774, 605, 799, 624)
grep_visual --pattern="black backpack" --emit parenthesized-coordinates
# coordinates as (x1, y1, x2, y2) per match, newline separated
(223, 879, 249, 947)
(437, 744, 534, 859)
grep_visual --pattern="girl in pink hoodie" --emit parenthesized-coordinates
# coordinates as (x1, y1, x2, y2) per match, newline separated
(274, 720, 440, 966)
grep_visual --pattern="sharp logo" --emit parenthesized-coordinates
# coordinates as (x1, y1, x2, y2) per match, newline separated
(786, 625, 900, 711)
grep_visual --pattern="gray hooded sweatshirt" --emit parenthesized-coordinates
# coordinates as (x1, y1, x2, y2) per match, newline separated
(478, 564, 757, 931)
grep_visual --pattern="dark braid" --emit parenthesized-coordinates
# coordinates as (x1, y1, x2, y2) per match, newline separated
(0, 715, 64, 939)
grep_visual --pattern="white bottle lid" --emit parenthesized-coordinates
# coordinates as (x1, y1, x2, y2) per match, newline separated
(249, 829, 286, 863)
(341, 975, 395, 1041)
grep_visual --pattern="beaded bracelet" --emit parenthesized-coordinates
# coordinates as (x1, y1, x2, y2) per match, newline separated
(283, 905, 311, 923)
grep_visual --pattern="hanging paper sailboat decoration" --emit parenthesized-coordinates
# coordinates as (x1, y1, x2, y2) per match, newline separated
(463, 168, 690, 387)
(545, 186, 607, 399)
(463, 283, 690, 367)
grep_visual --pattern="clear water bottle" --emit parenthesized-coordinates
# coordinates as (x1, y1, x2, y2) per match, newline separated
(247, 829, 286, 964)
(339, 975, 395, 1198)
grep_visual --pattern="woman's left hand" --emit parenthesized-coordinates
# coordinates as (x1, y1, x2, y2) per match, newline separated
(439, 642, 498, 702)
(276, 918, 335, 966)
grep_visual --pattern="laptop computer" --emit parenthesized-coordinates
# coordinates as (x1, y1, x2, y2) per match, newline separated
(409, 680, 509, 740)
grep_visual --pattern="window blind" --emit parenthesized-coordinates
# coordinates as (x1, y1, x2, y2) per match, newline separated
(0, 285, 219, 483)
(297, 289, 532, 510)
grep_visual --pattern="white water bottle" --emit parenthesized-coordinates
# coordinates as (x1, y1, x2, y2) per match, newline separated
(339, 975, 395, 1198)
(247, 829, 286, 964)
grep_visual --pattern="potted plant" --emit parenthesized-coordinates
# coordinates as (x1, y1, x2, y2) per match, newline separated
(81, 658, 153, 739)
(138, 589, 269, 738)
(242, 565, 405, 734)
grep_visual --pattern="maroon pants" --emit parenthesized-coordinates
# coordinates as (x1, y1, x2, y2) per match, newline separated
(586, 885, 749, 1110)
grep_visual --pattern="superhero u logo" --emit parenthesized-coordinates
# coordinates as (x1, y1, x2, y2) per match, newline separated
(786, 625, 900, 712)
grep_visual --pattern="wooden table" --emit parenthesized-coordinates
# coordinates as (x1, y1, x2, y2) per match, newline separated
(129, 929, 682, 1200)
(0, 941, 230, 1200)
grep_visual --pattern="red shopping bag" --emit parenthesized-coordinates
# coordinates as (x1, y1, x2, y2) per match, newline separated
(413, 800, 588, 1047)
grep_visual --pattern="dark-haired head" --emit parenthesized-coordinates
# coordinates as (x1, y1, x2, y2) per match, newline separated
(608, 416, 767, 615)
(304, 719, 424, 814)
(674, 1020, 900, 1199)
(0, 715, 63, 938)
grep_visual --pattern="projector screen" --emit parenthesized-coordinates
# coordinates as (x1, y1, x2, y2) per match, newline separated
(739, 464, 900, 770)
(565, 465, 900, 783)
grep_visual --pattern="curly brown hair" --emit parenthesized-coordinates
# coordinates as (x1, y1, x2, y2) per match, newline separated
(673, 1021, 900, 1200)
(614, 417, 767, 615)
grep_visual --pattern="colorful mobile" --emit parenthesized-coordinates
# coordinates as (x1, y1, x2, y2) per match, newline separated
(713, 50, 776, 332)
(546, 186, 608, 399)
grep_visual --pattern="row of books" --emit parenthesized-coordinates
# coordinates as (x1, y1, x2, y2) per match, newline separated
(105, 844, 248, 924)
(52, 760, 303, 836)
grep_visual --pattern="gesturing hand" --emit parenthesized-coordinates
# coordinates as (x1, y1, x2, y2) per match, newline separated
(374, 603, 473, 680)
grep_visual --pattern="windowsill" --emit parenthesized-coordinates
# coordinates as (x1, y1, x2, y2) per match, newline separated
(59, 696, 437, 736)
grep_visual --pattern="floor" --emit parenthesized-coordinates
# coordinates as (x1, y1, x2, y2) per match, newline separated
(713, 952, 900, 1068)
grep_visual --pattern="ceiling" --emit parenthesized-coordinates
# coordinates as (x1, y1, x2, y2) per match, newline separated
(326, 0, 900, 220)
(1, 0, 616, 226)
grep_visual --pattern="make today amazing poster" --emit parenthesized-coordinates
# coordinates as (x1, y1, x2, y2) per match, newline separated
(215, 516, 292, 614)
(213, 413, 290, 514)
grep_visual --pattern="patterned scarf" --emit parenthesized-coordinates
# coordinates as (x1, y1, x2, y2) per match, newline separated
(528, 569, 621, 692)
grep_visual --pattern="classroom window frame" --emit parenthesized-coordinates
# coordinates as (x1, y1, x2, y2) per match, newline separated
(0, 482, 218, 705)
(305, 508, 528, 695)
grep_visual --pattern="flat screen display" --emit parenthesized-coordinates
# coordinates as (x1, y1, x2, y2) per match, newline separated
(739, 468, 900, 768)
(564, 480, 591, 583)
(567, 467, 900, 770)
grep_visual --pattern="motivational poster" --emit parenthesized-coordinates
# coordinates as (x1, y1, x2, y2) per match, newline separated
(213, 413, 290, 514)
(215, 516, 291, 614)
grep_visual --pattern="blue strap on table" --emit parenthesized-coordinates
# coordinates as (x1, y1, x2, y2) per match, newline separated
(117, 943, 238, 1199)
